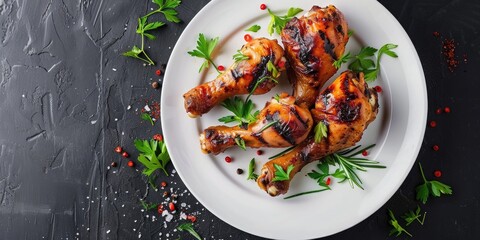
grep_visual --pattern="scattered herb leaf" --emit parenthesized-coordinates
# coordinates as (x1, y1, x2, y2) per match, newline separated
(402, 206, 427, 226)
(151, 0, 182, 23)
(283, 188, 329, 200)
(272, 164, 294, 182)
(314, 122, 328, 143)
(177, 223, 202, 240)
(234, 136, 246, 150)
(247, 158, 258, 181)
(218, 97, 259, 126)
(140, 200, 158, 210)
(348, 29, 354, 37)
(267, 7, 303, 35)
(273, 94, 281, 102)
(416, 162, 453, 204)
(388, 209, 413, 237)
(257, 120, 279, 133)
(188, 33, 220, 73)
(245, 24, 261, 32)
(348, 44, 398, 81)
(269, 146, 296, 160)
(140, 112, 154, 126)
(333, 52, 351, 69)
(233, 50, 249, 63)
(134, 138, 170, 176)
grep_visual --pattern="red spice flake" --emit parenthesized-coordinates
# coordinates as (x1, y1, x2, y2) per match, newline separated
(362, 150, 368, 156)
(153, 134, 163, 142)
(434, 170, 442, 178)
(217, 65, 225, 71)
(278, 60, 285, 68)
(225, 156, 232, 163)
(444, 107, 451, 113)
(122, 151, 129, 158)
(433, 31, 440, 37)
(429, 121, 437, 128)
(256, 150, 263, 155)
(161, 181, 167, 187)
(127, 160, 135, 167)
(260, 4, 267, 10)
(114, 146, 123, 153)
(155, 69, 162, 76)
(111, 162, 118, 167)
(435, 108, 442, 114)
(325, 177, 331, 186)
(157, 205, 164, 214)
(244, 34, 252, 42)
(374, 86, 383, 93)
(442, 38, 459, 72)
(433, 145, 440, 151)
(169, 202, 175, 211)
(187, 215, 197, 223)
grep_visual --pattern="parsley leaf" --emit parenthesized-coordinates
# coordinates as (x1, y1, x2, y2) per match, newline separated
(388, 209, 412, 237)
(402, 206, 426, 226)
(188, 33, 220, 73)
(177, 223, 202, 240)
(267, 7, 303, 35)
(233, 50, 249, 63)
(245, 24, 261, 32)
(152, 0, 182, 23)
(348, 44, 398, 82)
(272, 164, 294, 182)
(123, 17, 164, 65)
(314, 122, 328, 143)
(140, 112, 154, 126)
(247, 158, 258, 181)
(134, 138, 170, 176)
(333, 52, 351, 69)
(416, 163, 453, 204)
(218, 97, 259, 126)
(347, 29, 354, 37)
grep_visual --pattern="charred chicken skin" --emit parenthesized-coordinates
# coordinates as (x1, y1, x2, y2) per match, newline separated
(199, 93, 313, 155)
(257, 71, 379, 196)
(183, 38, 286, 117)
(282, 5, 349, 108)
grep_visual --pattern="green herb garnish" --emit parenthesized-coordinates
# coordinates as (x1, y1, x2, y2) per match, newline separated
(416, 162, 452, 204)
(234, 136, 246, 151)
(402, 206, 426, 226)
(247, 158, 258, 181)
(188, 33, 220, 73)
(140, 200, 158, 211)
(257, 120, 279, 133)
(218, 97, 259, 126)
(272, 164, 294, 182)
(388, 209, 412, 237)
(347, 29, 354, 37)
(333, 52, 351, 69)
(283, 188, 329, 200)
(308, 161, 346, 189)
(233, 50, 249, 63)
(267, 7, 303, 35)
(322, 144, 385, 189)
(177, 223, 202, 240)
(268, 146, 296, 160)
(134, 138, 170, 176)
(314, 122, 328, 143)
(140, 112, 154, 126)
(148, 0, 182, 23)
(348, 44, 398, 81)
(245, 24, 261, 32)
(123, 17, 165, 65)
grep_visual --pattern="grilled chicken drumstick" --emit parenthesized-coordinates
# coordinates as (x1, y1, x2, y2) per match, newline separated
(183, 38, 286, 117)
(200, 93, 313, 155)
(257, 71, 379, 196)
(282, 5, 349, 108)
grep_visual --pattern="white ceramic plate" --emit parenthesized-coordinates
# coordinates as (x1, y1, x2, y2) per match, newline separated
(161, 0, 427, 239)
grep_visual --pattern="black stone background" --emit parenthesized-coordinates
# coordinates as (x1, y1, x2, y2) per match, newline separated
(1, 0, 479, 239)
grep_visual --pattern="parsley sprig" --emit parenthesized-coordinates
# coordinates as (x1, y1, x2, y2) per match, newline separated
(188, 33, 220, 73)
(416, 162, 453, 204)
(272, 164, 294, 182)
(245, 24, 261, 32)
(233, 50, 249, 63)
(123, 0, 182, 65)
(134, 138, 170, 176)
(140, 112, 154, 126)
(333, 52, 351, 69)
(177, 223, 202, 240)
(140, 200, 158, 211)
(308, 161, 345, 189)
(348, 44, 398, 81)
(402, 206, 426, 226)
(218, 97, 259, 127)
(267, 7, 303, 35)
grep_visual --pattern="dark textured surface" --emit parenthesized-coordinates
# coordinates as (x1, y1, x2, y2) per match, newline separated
(0, 0, 479, 239)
